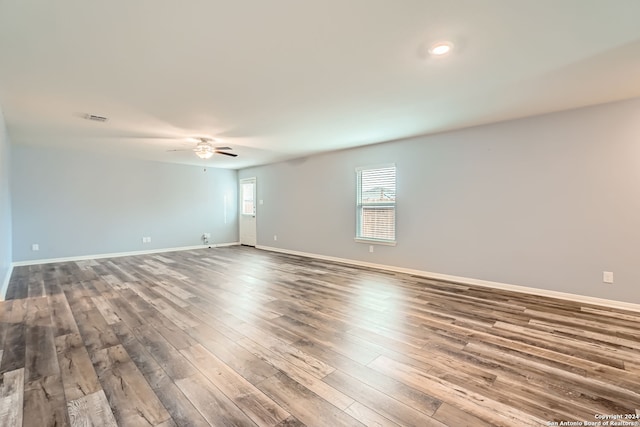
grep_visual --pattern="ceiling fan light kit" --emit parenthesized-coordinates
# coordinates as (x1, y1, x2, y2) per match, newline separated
(172, 137, 239, 159)
(194, 141, 215, 159)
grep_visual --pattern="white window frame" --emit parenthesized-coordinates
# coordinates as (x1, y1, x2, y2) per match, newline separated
(241, 181, 256, 216)
(355, 163, 397, 246)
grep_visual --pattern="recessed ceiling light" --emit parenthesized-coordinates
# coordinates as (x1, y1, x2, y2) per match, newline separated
(428, 41, 454, 56)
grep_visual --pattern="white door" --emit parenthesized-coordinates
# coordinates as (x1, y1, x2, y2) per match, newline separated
(239, 177, 257, 246)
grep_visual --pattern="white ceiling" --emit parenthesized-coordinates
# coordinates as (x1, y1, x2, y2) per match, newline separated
(1, 1, 640, 169)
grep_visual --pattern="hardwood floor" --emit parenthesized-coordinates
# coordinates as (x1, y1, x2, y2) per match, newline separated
(1, 246, 639, 426)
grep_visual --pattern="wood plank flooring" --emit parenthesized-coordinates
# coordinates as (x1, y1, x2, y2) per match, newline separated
(1, 246, 639, 426)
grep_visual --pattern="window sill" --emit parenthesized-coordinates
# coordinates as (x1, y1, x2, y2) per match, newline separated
(354, 238, 397, 247)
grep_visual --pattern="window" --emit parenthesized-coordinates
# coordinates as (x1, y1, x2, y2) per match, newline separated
(241, 182, 255, 215)
(356, 164, 396, 244)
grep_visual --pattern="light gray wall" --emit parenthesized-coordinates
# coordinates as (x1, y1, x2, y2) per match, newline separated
(240, 98, 640, 304)
(0, 107, 12, 291)
(12, 145, 238, 261)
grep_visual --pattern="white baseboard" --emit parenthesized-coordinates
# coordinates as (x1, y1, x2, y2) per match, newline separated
(1, 264, 13, 301)
(12, 242, 240, 267)
(256, 245, 640, 314)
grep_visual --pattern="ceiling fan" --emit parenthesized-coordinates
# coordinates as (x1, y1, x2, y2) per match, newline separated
(168, 137, 238, 159)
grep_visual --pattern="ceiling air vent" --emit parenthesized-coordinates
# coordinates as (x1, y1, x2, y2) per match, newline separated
(84, 113, 108, 122)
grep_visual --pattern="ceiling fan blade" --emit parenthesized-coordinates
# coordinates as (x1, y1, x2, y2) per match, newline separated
(214, 146, 232, 151)
(215, 151, 238, 157)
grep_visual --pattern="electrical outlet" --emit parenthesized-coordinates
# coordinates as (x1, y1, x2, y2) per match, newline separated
(603, 271, 614, 284)
(273, 235, 277, 241)
(369, 245, 374, 253)
(31, 243, 39, 251)
(142, 237, 151, 243)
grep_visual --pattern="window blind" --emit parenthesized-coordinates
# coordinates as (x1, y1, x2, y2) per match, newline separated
(356, 165, 396, 242)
